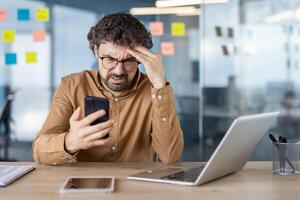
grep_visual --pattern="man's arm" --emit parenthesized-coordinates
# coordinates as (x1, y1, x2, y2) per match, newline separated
(32, 75, 115, 164)
(32, 77, 76, 164)
(127, 46, 184, 164)
(150, 84, 184, 164)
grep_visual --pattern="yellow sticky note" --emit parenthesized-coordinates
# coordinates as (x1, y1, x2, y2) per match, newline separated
(35, 8, 49, 22)
(2, 29, 15, 43)
(26, 52, 37, 63)
(171, 22, 185, 37)
(161, 42, 175, 56)
(149, 22, 164, 36)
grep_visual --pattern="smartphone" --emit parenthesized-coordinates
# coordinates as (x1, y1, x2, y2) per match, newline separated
(60, 176, 115, 193)
(84, 96, 110, 138)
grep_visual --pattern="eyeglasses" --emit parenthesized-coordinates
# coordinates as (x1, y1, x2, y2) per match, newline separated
(99, 56, 140, 71)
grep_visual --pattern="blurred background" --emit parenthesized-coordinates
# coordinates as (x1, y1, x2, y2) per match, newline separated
(1, 0, 300, 162)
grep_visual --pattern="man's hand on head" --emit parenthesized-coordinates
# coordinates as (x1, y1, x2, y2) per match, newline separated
(65, 107, 115, 154)
(127, 46, 166, 89)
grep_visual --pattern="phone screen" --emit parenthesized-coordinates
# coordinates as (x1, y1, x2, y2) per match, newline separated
(63, 177, 113, 190)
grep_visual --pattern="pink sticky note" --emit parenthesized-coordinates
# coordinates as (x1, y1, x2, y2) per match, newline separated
(149, 22, 163, 36)
(161, 42, 175, 56)
(0, 9, 7, 22)
(33, 29, 45, 42)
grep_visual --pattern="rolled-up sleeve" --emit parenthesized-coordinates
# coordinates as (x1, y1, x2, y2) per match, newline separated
(151, 84, 184, 164)
(32, 77, 77, 164)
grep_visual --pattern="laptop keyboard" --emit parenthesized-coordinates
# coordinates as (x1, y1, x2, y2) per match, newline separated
(0, 166, 34, 186)
(161, 166, 204, 182)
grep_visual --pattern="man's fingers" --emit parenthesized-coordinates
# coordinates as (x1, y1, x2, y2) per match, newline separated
(91, 137, 111, 147)
(127, 49, 148, 63)
(134, 46, 156, 58)
(82, 119, 115, 137)
(80, 110, 106, 126)
(85, 126, 113, 141)
(70, 107, 81, 122)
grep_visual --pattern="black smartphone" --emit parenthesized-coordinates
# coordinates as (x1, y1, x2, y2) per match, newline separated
(84, 96, 110, 138)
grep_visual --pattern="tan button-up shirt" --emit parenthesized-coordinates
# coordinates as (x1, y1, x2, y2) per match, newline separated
(32, 70, 184, 164)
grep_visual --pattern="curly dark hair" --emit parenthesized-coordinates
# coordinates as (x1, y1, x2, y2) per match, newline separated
(87, 12, 153, 54)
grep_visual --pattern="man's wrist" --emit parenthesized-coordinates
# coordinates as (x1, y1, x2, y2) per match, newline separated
(152, 80, 167, 89)
(64, 132, 78, 155)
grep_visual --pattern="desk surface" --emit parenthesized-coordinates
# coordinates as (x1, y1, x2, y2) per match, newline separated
(0, 162, 299, 200)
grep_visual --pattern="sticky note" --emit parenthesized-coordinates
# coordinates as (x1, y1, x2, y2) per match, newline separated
(0, 9, 7, 22)
(149, 22, 164, 36)
(26, 52, 37, 63)
(171, 22, 185, 37)
(2, 30, 15, 43)
(228, 27, 234, 38)
(161, 42, 175, 56)
(221, 45, 229, 56)
(35, 8, 49, 22)
(18, 9, 30, 21)
(5, 53, 17, 65)
(33, 29, 45, 42)
(215, 26, 222, 37)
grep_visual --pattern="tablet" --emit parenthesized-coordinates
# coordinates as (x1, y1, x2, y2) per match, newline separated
(59, 176, 115, 193)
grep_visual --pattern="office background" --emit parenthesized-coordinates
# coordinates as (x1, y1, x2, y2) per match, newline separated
(0, 0, 300, 161)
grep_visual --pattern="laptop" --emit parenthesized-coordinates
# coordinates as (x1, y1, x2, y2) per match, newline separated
(127, 112, 279, 186)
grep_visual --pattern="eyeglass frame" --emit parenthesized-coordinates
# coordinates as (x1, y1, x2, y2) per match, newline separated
(98, 55, 141, 71)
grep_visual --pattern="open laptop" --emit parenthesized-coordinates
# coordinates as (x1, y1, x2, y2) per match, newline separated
(127, 112, 279, 186)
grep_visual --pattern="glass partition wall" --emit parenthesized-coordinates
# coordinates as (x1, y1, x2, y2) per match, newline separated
(200, 0, 300, 160)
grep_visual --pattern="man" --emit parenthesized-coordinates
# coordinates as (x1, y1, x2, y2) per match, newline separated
(32, 13, 184, 165)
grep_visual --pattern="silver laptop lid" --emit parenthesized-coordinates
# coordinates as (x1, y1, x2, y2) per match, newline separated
(196, 112, 279, 185)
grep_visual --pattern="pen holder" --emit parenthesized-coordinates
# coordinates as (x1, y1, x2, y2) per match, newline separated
(272, 141, 300, 175)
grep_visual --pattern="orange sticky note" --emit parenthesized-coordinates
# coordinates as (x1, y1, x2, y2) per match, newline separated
(26, 52, 37, 63)
(35, 8, 49, 22)
(2, 29, 15, 43)
(33, 29, 45, 42)
(149, 22, 163, 36)
(171, 22, 185, 37)
(161, 42, 175, 56)
(0, 9, 7, 22)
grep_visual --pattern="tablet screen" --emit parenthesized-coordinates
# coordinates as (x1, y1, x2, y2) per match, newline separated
(64, 177, 113, 189)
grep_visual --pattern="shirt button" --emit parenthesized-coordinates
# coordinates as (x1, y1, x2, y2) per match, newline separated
(158, 95, 162, 100)
(152, 94, 156, 99)
(111, 146, 116, 151)
(162, 117, 167, 122)
(114, 98, 118, 102)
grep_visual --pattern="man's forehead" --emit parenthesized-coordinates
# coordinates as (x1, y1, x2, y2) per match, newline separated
(99, 42, 131, 57)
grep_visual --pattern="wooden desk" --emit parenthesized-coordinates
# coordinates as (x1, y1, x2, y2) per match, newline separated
(0, 162, 299, 200)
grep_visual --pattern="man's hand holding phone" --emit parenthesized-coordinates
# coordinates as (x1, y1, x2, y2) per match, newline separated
(65, 107, 115, 154)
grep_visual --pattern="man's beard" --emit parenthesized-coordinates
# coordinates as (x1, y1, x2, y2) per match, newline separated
(100, 72, 130, 92)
